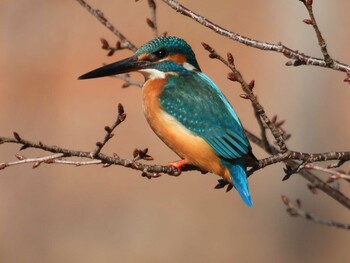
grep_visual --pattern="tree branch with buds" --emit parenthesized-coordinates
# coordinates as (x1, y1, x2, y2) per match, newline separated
(161, 0, 350, 80)
(1, 0, 349, 230)
(282, 196, 350, 230)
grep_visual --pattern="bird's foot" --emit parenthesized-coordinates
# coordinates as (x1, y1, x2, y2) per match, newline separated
(214, 179, 234, 192)
(167, 159, 190, 176)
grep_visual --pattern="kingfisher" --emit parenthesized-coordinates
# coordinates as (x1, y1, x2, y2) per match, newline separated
(79, 36, 257, 207)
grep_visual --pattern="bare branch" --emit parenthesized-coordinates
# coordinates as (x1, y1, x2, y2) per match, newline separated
(282, 196, 350, 230)
(0, 133, 176, 175)
(0, 153, 65, 170)
(2, 125, 350, 208)
(161, 0, 350, 73)
(304, 164, 350, 182)
(147, 0, 159, 37)
(91, 103, 127, 158)
(100, 38, 134, 56)
(76, 0, 137, 52)
(244, 130, 350, 209)
(113, 74, 144, 88)
(299, 0, 334, 66)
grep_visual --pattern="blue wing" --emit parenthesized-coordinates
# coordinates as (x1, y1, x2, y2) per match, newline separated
(159, 71, 251, 160)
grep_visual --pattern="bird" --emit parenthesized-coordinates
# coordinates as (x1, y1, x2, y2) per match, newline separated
(79, 36, 257, 207)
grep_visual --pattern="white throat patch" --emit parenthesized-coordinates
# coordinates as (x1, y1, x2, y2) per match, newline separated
(183, 62, 197, 71)
(138, 68, 179, 80)
(138, 68, 166, 80)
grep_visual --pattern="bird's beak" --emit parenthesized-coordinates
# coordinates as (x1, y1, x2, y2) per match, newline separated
(78, 55, 150, 80)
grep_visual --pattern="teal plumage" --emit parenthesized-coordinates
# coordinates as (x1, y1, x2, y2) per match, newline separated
(79, 36, 257, 207)
(159, 67, 250, 157)
(156, 62, 253, 206)
(135, 37, 201, 71)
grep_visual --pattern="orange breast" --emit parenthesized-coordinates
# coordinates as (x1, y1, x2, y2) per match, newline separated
(142, 77, 231, 182)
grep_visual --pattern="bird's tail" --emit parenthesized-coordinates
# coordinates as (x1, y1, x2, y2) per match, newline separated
(226, 161, 253, 207)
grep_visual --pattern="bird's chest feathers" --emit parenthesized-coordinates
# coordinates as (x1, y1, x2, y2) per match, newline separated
(142, 77, 223, 175)
(142, 77, 197, 156)
(142, 77, 179, 139)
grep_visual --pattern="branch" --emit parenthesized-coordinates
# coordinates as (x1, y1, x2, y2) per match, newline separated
(76, 0, 137, 52)
(0, 105, 207, 178)
(244, 130, 350, 209)
(112, 73, 144, 88)
(0, 153, 65, 170)
(161, 0, 350, 74)
(0, 133, 179, 176)
(90, 103, 126, 158)
(146, 0, 159, 37)
(300, 0, 334, 66)
(282, 196, 350, 230)
(303, 164, 350, 182)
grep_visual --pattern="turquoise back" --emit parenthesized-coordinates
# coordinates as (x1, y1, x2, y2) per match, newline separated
(158, 67, 250, 160)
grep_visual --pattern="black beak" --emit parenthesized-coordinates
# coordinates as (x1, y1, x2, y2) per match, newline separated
(78, 56, 150, 80)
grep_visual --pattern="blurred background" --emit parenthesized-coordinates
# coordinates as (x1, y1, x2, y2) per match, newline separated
(1, 0, 350, 262)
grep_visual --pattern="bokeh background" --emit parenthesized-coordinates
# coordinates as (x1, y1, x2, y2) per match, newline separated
(1, 0, 350, 262)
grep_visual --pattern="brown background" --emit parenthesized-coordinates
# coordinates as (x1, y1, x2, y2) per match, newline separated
(1, 0, 350, 262)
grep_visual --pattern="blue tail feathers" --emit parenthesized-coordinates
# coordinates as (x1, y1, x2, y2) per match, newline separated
(226, 161, 252, 207)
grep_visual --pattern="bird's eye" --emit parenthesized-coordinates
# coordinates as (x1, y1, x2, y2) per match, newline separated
(153, 48, 167, 59)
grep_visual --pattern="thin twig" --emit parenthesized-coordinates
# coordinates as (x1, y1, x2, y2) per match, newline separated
(304, 164, 350, 182)
(100, 38, 134, 56)
(147, 0, 159, 37)
(300, 0, 334, 66)
(254, 109, 272, 153)
(76, 0, 137, 52)
(243, 130, 350, 209)
(0, 153, 65, 170)
(282, 196, 350, 230)
(0, 132, 203, 176)
(91, 103, 126, 158)
(160, 0, 350, 73)
(113, 74, 144, 88)
(52, 159, 102, 166)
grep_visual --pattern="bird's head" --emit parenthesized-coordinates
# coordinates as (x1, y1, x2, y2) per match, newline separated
(78, 36, 201, 81)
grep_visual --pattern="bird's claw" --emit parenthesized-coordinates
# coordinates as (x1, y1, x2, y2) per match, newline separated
(214, 179, 233, 192)
(167, 159, 189, 176)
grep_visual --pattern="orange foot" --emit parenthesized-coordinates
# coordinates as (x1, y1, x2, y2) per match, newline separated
(168, 159, 190, 176)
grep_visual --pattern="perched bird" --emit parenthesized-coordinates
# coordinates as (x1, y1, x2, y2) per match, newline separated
(79, 36, 257, 206)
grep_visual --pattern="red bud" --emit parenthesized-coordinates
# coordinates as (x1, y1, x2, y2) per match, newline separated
(133, 149, 139, 158)
(248, 80, 255, 90)
(13, 132, 21, 141)
(15, 154, 25, 160)
(33, 161, 41, 169)
(100, 38, 109, 49)
(227, 52, 234, 65)
(146, 18, 155, 29)
(281, 195, 290, 206)
(303, 19, 314, 25)
(227, 72, 237, 81)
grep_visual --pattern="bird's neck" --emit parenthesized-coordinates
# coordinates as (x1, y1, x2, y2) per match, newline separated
(138, 68, 167, 80)
(138, 59, 198, 81)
